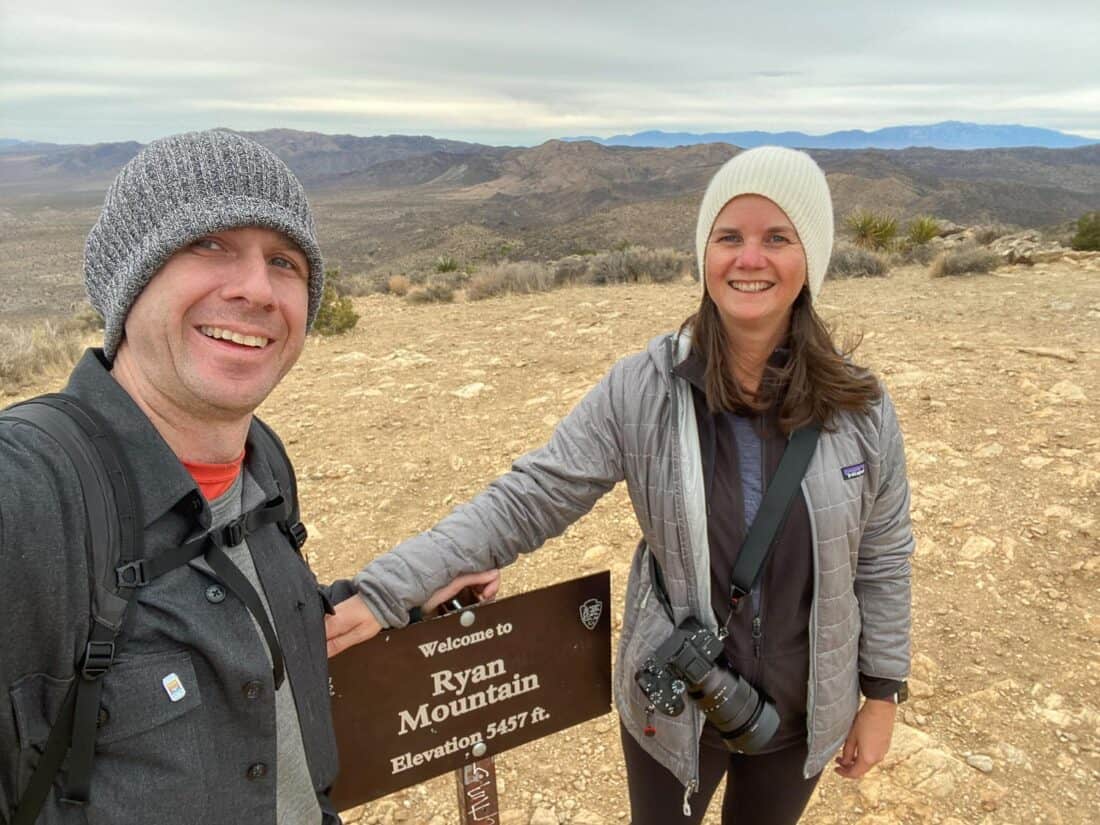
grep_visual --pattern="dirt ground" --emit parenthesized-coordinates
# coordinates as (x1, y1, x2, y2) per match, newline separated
(12, 259, 1100, 824)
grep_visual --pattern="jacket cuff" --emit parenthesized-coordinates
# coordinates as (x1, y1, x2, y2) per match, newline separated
(860, 674, 905, 700)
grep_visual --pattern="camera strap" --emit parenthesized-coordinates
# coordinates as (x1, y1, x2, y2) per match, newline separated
(647, 424, 820, 622)
(728, 425, 820, 611)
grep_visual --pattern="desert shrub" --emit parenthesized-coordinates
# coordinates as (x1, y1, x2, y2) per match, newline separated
(429, 269, 471, 291)
(845, 210, 898, 251)
(584, 247, 691, 285)
(906, 215, 940, 246)
(827, 244, 890, 279)
(553, 255, 591, 286)
(1071, 211, 1100, 251)
(0, 321, 85, 390)
(331, 273, 377, 297)
(467, 262, 553, 300)
(386, 274, 411, 296)
(434, 255, 461, 273)
(312, 270, 359, 335)
(930, 244, 1000, 277)
(406, 281, 456, 304)
(893, 243, 938, 266)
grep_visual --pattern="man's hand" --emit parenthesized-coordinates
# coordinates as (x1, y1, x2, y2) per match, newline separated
(325, 569, 502, 658)
(834, 698, 897, 779)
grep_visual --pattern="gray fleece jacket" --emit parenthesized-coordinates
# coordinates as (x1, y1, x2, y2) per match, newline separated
(355, 330, 914, 801)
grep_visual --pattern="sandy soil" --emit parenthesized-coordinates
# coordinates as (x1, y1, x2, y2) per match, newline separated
(12, 259, 1100, 824)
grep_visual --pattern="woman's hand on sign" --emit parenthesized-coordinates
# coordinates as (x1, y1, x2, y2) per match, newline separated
(834, 698, 897, 779)
(325, 569, 502, 658)
(422, 568, 501, 614)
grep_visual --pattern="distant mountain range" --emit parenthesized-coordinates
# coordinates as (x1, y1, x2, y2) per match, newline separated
(4, 126, 1100, 321)
(565, 121, 1099, 150)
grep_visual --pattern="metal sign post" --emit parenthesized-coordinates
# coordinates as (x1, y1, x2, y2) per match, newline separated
(456, 758, 500, 824)
(327, 571, 612, 811)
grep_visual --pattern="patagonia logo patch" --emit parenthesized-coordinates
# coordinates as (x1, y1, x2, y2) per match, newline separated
(841, 463, 866, 480)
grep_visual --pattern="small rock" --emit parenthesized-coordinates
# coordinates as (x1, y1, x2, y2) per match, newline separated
(530, 807, 559, 825)
(966, 754, 994, 773)
(960, 535, 996, 560)
(452, 382, 492, 399)
(1021, 455, 1053, 469)
(333, 351, 369, 364)
(1049, 381, 1087, 401)
(1017, 346, 1078, 363)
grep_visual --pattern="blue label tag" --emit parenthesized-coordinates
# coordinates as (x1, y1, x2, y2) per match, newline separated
(841, 463, 866, 480)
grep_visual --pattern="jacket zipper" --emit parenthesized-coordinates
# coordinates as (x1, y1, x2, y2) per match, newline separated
(666, 334, 703, 806)
(682, 778, 698, 817)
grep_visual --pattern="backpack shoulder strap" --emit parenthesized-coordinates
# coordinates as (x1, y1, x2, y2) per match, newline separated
(249, 415, 308, 553)
(3, 393, 144, 821)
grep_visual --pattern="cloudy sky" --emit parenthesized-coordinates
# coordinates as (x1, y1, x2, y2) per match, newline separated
(2, 0, 1098, 145)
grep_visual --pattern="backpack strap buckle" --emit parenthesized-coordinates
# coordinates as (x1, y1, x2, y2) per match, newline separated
(80, 641, 115, 680)
(285, 521, 308, 551)
(221, 516, 247, 548)
(115, 559, 149, 587)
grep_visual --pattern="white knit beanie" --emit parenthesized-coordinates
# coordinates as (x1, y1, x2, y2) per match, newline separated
(695, 146, 834, 300)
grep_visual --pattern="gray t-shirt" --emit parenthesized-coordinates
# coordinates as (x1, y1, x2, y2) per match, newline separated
(207, 472, 321, 825)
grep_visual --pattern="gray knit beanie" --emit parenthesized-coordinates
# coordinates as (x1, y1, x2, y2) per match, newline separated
(695, 146, 834, 300)
(85, 129, 325, 361)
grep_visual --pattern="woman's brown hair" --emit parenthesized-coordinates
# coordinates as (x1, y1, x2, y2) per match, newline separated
(681, 288, 881, 434)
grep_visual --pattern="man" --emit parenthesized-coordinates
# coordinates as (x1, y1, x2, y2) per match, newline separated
(0, 129, 492, 825)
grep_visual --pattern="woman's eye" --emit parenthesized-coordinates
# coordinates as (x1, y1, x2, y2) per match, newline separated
(717, 233, 742, 244)
(193, 238, 223, 251)
(768, 234, 791, 244)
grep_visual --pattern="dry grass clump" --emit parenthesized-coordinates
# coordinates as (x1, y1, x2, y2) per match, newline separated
(930, 244, 1000, 277)
(0, 321, 86, 391)
(827, 244, 890, 279)
(332, 274, 378, 297)
(585, 247, 690, 285)
(467, 262, 553, 301)
(386, 275, 411, 296)
(552, 255, 591, 286)
(406, 281, 456, 304)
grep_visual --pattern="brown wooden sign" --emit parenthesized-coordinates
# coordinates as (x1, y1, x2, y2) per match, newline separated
(328, 571, 612, 809)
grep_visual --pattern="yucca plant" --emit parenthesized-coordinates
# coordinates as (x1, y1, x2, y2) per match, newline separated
(906, 215, 940, 246)
(845, 210, 898, 251)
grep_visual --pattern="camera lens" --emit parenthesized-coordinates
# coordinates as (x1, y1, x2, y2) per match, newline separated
(687, 668, 779, 753)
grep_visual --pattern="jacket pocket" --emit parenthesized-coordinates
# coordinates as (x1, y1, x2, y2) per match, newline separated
(9, 671, 75, 823)
(9, 651, 206, 825)
(85, 650, 206, 825)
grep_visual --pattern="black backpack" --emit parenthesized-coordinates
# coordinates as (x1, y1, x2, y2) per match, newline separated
(1, 393, 308, 825)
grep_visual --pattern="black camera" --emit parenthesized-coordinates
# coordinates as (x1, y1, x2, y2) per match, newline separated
(634, 617, 779, 753)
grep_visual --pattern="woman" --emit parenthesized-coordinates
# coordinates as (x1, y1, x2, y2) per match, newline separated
(327, 147, 914, 824)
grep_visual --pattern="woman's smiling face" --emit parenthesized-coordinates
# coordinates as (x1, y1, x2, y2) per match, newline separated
(704, 194, 807, 339)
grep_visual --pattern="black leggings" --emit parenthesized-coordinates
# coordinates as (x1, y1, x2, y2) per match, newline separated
(620, 722, 822, 825)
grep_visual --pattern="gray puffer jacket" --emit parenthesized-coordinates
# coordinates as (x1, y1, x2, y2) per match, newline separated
(355, 330, 913, 800)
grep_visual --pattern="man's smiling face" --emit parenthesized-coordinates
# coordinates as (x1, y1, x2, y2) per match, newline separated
(114, 226, 310, 421)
